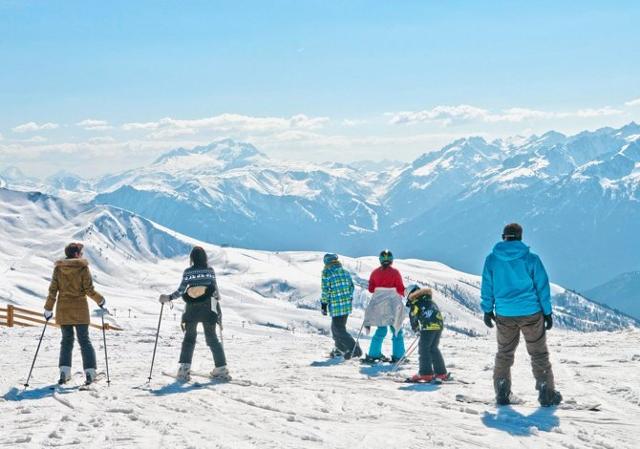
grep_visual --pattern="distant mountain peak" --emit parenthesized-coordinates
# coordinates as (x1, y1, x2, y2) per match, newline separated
(154, 139, 267, 166)
(0, 166, 29, 181)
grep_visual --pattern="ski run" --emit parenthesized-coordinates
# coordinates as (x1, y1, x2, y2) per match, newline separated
(2, 315, 639, 449)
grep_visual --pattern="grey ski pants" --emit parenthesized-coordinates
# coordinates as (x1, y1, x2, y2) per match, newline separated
(494, 312, 555, 393)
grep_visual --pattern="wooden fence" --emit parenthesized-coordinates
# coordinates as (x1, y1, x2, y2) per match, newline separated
(0, 305, 122, 331)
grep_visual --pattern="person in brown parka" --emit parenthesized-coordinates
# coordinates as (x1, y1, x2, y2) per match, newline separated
(44, 242, 106, 385)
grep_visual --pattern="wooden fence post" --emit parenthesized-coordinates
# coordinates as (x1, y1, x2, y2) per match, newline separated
(7, 305, 14, 327)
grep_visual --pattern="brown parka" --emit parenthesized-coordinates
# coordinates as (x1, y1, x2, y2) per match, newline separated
(44, 258, 104, 325)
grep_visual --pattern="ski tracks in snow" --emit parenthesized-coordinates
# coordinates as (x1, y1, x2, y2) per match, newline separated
(1, 323, 639, 448)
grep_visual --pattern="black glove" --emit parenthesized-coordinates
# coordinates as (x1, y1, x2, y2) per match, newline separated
(321, 302, 328, 316)
(483, 312, 496, 328)
(544, 314, 553, 330)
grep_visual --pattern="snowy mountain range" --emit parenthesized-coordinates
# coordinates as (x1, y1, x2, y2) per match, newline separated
(585, 271, 640, 320)
(2, 123, 639, 318)
(1, 187, 637, 333)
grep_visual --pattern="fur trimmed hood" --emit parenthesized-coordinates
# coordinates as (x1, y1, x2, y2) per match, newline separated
(408, 287, 432, 301)
(55, 258, 89, 268)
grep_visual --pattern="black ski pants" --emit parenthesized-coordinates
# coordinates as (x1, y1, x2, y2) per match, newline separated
(179, 321, 227, 367)
(331, 315, 362, 357)
(418, 329, 446, 375)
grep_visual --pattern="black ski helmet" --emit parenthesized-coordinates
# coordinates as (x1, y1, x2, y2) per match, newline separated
(379, 249, 393, 266)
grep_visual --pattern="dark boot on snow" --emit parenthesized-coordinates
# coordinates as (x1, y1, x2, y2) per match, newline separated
(84, 368, 97, 385)
(495, 378, 513, 405)
(361, 354, 390, 364)
(343, 346, 363, 360)
(58, 366, 71, 385)
(538, 382, 562, 407)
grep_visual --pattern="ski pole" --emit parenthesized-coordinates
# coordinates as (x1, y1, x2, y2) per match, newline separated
(389, 333, 420, 374)
(24, 319, 49, 389)
(349, 321, 366, 359)
(147, 303, 164, 382)
(100, 307, 111, 386)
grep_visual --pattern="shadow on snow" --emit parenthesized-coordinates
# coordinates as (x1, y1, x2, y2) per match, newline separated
(482, 405, 560, 436)
(2, 385, 77, 401)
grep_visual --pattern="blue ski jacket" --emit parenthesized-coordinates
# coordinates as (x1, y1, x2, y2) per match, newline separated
(480, 241, 552, 317)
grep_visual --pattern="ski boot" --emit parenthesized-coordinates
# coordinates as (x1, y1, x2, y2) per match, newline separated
(361, 354, 391, 364)
(434, 372, 452, 382)
(343, 346, 363, 360)
(209, 365, 232, 381)
(390, 356, 409, 365)
(495, 378, 513, 405)
(177, 363, 191, 382)
(58, 366, 71, 385)
(329, 348, 345, 358)
(84, 368, 97, 386)
(538, 382, 562, 407)
(406, 373, 434, 383)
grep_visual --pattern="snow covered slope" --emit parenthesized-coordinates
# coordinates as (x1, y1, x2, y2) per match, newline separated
(2, 316, 640, 449)
(584, 271, 640, 320)
(1, 187, 640, 448)
(92, 140, 381, 254)
(1, 187, 636, 335)
(7, 123, 639, 299)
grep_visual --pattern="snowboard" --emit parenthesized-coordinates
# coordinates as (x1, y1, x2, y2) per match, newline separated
(455, 393, 601, 411)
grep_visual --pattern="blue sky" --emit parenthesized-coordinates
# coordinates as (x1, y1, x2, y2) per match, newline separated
(1, 1, 640, 176)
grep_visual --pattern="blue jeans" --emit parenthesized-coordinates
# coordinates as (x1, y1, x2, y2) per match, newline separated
(59, 325, 97, 370)
(368, 326, 405, 359)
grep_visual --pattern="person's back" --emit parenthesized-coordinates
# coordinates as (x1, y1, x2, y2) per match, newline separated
(322, 262, 355, 316)
(159, 246, 228, 381)
(480, 223, 561, 407)
(405, 286, 447, 383)
(363, 250, 406, 363)
(44, 242, 105, 385)
(320, 254, 361, 359)
(481, 240, 551, 317)
(368, 265, 404, 296)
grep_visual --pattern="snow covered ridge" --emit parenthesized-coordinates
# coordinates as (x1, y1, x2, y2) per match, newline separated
(4, 124, 640, 312)
(1, 187, 637, 334)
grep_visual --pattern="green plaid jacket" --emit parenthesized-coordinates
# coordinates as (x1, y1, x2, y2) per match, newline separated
(321, 263, 354, 317)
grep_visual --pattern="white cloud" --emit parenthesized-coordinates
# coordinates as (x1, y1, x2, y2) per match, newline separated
(123, 113, 329, 136)
(148, 128, 198, 140)
(88, 136, 116, 144)
(22, 135, 47, 143)
(76, 119, 112, 131)
(389, 104, 623, 126)
(342, 119, 367, 127)
(625, 98, 640, 107)
(389, 105, 489, 126)
(12, 121, 59, 133)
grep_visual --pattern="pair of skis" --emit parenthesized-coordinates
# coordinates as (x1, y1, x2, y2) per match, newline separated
(48, 372, 107, 392)
(161, 370, 252, 387)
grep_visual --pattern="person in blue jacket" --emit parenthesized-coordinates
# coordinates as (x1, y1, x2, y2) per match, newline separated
(481, 223, 562, 407)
